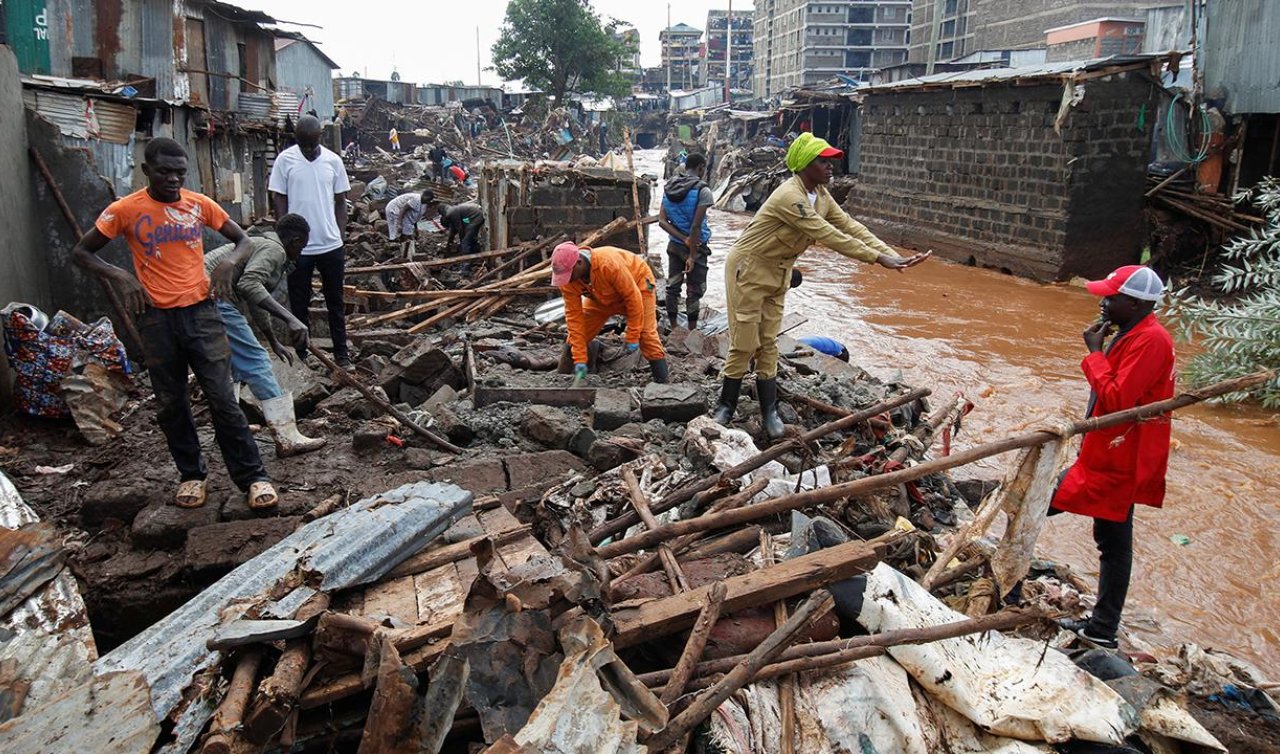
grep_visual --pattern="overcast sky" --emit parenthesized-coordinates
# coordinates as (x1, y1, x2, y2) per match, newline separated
(254, 0, 753, 86)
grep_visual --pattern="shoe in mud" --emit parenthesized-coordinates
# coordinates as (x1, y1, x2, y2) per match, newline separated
(1059, 617, 1119, 649)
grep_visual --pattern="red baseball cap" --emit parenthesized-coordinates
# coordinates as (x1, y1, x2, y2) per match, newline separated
(551, 242, 582, 287)
(819, 145, 844, 159)
(1085, 265, 1165, 301)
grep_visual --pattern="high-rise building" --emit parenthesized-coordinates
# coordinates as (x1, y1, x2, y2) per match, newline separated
(660, 23, 704, 91)
(908, 1, 1170, 69)
(702, 10, 755, 92)
(753, 1, 912, 99)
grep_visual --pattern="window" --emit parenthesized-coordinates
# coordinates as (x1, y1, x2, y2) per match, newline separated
(849, 7, 873, 23)
(847, 50, 871, 68)
(884, 7, 897, 19)
(941, 20, 956, 37)
(848, 28, 872, 46)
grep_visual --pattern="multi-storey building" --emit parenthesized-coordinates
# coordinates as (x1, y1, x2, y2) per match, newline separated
(908, 1, 1169, 69)
(753, 0, 912, 99)
(702, 10, 755, 92)
(660, 23, 703, 91)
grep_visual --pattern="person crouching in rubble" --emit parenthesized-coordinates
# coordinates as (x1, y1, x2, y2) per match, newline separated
(204, 214, 327, 458)
(385, 189, 434, 251)
(434, 200, 486, 258)
(658, 152, 713, 331)
(72, 137, 278, 511)
(1049, 265, 1174, 650)
(550, 242, 669, 386)
(714, 133, 930, 439)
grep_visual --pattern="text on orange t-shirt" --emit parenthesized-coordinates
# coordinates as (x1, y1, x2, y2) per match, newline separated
(94, 188, 231, 309)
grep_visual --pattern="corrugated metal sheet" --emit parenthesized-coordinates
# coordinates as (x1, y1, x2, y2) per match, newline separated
(22, 89, 137, 144)
(0, 472, 98, 721)
(861, 55, 1161, 93)
(95, 481, 473, 749)
(1203, 0, 1280, 114)
(275, 39, 337, 118)
(238, 90, 302, 123)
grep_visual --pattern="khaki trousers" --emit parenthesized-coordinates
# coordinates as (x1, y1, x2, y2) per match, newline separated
(723, 249, 791, 379)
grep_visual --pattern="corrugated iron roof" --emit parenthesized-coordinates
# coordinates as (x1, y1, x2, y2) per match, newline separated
(859, 54, 1167, 94)
(22, 89, 136, 144)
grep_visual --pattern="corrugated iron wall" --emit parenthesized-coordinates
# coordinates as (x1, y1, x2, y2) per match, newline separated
(1204, 0, 1280, 114)
(276, 42, 336, 118)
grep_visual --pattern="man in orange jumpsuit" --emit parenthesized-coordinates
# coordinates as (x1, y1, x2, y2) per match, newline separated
(550, 242, 668, 385)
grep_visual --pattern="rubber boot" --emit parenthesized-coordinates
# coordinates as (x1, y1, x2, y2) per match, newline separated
(757, 377, 786, 440)
(649, 358, 670, 384)
(260, 393, 327, 457)
(711, 376, 742, 424)
(686, 307, 699, 331)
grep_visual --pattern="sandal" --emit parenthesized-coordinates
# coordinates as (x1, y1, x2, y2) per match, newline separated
(248, 480, 279, 510)
(175, 479, 207, 509)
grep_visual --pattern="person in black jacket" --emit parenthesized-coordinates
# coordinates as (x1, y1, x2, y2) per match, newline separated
(657, 153, 713, 330)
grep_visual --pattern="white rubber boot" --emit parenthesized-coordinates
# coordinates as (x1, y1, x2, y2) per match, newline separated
(261, 393, 327, 457)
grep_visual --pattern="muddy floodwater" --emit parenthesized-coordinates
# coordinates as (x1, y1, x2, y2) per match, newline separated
(635, 150, 1280, 669)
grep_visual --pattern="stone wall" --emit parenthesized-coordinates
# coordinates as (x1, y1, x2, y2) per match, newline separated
(480, 164, 652, 253)
(845, 72, 1157, 281)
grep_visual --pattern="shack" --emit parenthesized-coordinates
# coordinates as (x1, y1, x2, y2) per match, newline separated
(845, 56, 1167, 281)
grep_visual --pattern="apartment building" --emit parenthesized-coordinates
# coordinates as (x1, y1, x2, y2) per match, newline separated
(660, 23, 704, 91)
(753, 0, 912, 99)
(908, 1, 1169, 68)
(702, 9, 755, 91)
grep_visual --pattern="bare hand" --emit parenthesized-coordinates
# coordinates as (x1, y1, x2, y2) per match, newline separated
(270, 336, 295, 365)
(210, 259, 237, 299)
(684, 252, 696, 274)
(876, 250, 932, 272)
(1083, 320, 1113, 352)
(285, 317, 310, 349)
(114, 273, 152, 316)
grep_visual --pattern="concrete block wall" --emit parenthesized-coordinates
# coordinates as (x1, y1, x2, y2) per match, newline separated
(845, 73, 1156, 281)
(490, 168, 652, 253)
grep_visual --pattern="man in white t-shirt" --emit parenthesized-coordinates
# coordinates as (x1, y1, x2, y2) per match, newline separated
(269, 115, 354, 367)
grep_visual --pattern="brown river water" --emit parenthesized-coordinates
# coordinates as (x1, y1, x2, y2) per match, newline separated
(635, 150, 1280, 669)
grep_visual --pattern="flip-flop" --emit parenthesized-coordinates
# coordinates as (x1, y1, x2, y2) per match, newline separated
(175, 479, 207, 509)
(248, 480, 279, 510)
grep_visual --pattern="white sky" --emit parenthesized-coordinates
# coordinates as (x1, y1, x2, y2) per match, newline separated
(254, 0, 753, 86)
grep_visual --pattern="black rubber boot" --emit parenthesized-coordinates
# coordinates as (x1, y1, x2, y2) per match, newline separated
(686, 308, 699, 331)
(711, 377, 742, 424)
(648, 358, 670, 384)
(757, 377, 786, 440)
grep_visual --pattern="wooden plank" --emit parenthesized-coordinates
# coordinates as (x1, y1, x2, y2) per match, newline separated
(361, 574, 422, 626)
(478, 507, 547, 567)
(610, 540, 882, 649)
(414, 563, 465, 626)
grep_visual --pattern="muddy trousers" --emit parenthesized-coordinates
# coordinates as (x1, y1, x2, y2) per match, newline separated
(288, 246, 348, 363)
(139, 300, 268, 492)
(216, 301, 284, 402)
(665, 241, 710, 323)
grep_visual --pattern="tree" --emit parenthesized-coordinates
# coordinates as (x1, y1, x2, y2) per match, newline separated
(491, 0, 632, 104)
(1162, 176, 1280, 406)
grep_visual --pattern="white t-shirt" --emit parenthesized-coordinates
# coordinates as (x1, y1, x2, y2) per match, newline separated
(268, 145, 351, 255)
(806, 190, 818, 207)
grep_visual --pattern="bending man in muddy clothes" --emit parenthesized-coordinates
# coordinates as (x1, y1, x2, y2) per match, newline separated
(714, 133, 930, 438)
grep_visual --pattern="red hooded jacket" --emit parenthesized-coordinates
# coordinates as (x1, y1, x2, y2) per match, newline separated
(1052, 314, 1176, 522)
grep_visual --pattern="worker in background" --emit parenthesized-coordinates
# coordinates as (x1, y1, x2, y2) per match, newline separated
(269, 115, 353, 369)
(658, 152, 713, 331)
(435, 201, 486, 256)
(714, 133, 930, 439)
(385, 189, 434, 246)
(203, 214, 326, 458)
(388, 127, 401, 153)
(1050, 265, 1174, 650)
(550, 242, 668, 386)
(429, 142, 448, 181)
(72, 138, 277, 511)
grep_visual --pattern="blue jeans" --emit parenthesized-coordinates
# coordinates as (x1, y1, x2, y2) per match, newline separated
(216, 301, 284, 401)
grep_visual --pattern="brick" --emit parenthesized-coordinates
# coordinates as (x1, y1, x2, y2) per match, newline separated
(522, 404, 577, 448)
(184, 517, 300, 578)
(504, 450, 585, 490)
(432, 405, 475, 446)
(640, 382, 708, 423)
(592, 389, 633, 431)
(354, 422, 393, 454)
(81, 479, 157, 527)
(132, 501, 220, 550)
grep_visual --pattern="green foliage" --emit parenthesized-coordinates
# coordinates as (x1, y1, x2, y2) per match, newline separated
(1162, 177, 1280, 406)
(491, 0, 632, 104)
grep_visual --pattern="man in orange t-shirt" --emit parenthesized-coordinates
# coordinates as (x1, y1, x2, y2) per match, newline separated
(73, 137, 277, 510)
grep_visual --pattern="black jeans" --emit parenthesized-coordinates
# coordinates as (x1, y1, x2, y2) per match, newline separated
(665, 241, 710, 316)
(1047, 503, 1134, 637)
(138, 300, 268, 492)
(458, 221, 485, 255)
(288, 246, 348, 362)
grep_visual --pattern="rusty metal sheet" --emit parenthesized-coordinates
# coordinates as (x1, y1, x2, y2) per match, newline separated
(0, 670, 158, 754)
(22, 89, 137, 144)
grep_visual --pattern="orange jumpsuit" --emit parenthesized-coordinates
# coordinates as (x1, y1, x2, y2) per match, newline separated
(559, 246, 665, 365)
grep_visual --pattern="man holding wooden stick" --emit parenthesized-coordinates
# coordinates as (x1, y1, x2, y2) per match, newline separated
(1050, 265, 1174, 649)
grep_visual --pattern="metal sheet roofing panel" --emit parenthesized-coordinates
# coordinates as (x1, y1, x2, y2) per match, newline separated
(1203, 0, 1280, 114)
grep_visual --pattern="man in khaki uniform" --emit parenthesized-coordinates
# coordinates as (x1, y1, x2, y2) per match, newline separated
(714, 133, 930, 438)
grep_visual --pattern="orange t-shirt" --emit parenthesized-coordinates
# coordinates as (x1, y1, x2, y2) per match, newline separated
(94, 188, 231, 309)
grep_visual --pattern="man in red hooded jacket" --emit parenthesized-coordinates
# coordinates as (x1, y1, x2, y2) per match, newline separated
(1052, 265, 1175, 648)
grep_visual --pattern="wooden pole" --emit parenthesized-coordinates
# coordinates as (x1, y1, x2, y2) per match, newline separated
(307, 344, 462, 454)
(622, 126, 646, 252)
(590, 387, 930, 543)
(761, 531, 797, 754)
(243, 594, 330, 744)
(621, 465, 690, 594)
(598, 371, 1274, 559)
(28, 145, 148, 363)
(644, 590, 834, 752)
(659, 582, 726, 706)
(201, 649, 263, 754)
